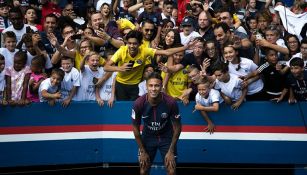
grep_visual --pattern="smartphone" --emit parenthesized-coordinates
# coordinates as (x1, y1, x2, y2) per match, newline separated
(256, 34, 262, 40)
(128, 60, 134, 68)
(98, 23, 105, 31)
(92, 77, 98, 84)
(71, 34, 82, 40)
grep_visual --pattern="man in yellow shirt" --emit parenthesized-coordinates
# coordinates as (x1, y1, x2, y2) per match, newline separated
(104, 30, 196, 100)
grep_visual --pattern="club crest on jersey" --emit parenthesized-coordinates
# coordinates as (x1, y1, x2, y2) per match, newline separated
(161, 113, 168, 118)
(131, 109, 136, 119)
(136, 59, 143, 64)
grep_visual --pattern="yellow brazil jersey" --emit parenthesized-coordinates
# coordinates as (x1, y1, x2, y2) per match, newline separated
(161, 65, 190, 98)
(141, 39, 150, 48)
(74, 51, 106, 71)
(116, 18, 136, 30)
(111, 45, 155, 85)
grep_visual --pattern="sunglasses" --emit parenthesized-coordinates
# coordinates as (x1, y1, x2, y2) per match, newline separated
(145, 29, 154, 32)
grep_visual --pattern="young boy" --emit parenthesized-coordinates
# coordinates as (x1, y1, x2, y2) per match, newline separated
(60, 56, 80, 107)
(285, 57, 307, 103)
(213, 63, 247, 110)
(39, 68, 65, 106)
(244, 49, 288, 101)
(0, 2, 10, 33)
(0, 31, 19, 68)
(180, 17, 201, 53)
(161, 0, 175, 25)
(194, 80, 223, 134)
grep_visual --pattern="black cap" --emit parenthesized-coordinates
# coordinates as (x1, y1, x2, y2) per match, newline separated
(181, 17, 193, 26)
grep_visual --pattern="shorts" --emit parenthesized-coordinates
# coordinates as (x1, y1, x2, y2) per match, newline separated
(115, 81, 139, 101)
(139, 136, 177, 163)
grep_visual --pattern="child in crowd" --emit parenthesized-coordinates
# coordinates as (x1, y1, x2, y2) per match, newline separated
(213, 63, 247, 110)
(0, 54, 6, 105)
(96, 71, 117, 108)
(75, 51, 104, 103)
(0, 2, 10, 33)
(38, 68, 65, 106)
(223, 44, 264, 100)
(138, 64, 154, 96)
(27, 55, 47, 102)
(194, 80, 223, 134)
(22, 33, 53, 70)
(284, 57, 307, 103)
(244, 49, 288, 102)
(180, 17, 201, 53)
(5, 51, 31, 105)
(161, 50, 190, 99)
(0, 31, 19, 68)
(60, 56, 80, 107)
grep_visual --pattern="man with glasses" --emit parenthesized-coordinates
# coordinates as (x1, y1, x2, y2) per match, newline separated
(219, 9, 247, 35)
(287, 38, 307, 70)
(140, 19, 156, 48)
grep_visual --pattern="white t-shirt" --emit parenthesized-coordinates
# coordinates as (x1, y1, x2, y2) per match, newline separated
(2, 24, 37, 46)
(99, 72, 117, 101)
(228, 57, 264, 95)
(286, 53, 307, 68)
(26, 52, 53, 69)
(214, 73, 243, 101)
(161, 13, 176, 26)
(195, 89, 223, 106)
(0, 70, 5, 99)
(138, 80, 147, 96)
(0, 48, 18, 68)
(38, 78, 59, 102)
(60, 67, 81, 100)
(180, 31, 201, 53)
(75, 65, 104, 101)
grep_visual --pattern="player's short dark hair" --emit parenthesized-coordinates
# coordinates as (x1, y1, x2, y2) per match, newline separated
(147, 72, 163, 82)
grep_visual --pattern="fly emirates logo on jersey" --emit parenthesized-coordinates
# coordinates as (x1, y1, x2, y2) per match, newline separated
(147, 121, 167, 131)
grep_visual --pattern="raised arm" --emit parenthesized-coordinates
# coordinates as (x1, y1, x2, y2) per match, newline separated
(128, 2, 143, 13)
(48, 33, 76, 59)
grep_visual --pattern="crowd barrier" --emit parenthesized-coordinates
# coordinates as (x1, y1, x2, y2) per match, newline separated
(0, 101, 307, 174)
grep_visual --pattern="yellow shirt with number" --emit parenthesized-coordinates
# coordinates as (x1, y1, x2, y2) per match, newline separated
(162, 65, 190, 98)
(111, 45, 155, 85)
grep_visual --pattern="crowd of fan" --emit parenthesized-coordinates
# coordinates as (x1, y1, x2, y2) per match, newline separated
(0, 0, 306, 127)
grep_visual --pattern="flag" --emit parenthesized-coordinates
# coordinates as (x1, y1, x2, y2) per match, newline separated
(274, 5, 307, 41)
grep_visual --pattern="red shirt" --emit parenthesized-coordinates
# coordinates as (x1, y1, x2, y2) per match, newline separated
(41, 2, 61, 24)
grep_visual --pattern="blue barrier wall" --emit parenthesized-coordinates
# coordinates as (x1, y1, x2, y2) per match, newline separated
(0, 101, 306, 168)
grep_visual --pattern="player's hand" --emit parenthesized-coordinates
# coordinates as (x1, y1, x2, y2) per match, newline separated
(139, 151, 150, 169)
(165, 151, 176, 170)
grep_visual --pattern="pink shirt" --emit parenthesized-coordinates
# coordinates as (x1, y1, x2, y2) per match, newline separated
(27, 72, 46, 102)
(5, 66, 31, 101)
